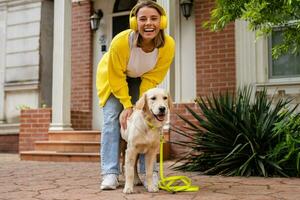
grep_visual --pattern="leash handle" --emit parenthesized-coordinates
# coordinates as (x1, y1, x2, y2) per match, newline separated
(158, 135, 200, 193)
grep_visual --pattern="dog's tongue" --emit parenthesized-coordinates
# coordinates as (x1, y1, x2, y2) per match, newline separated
(156, 114, 165, 121)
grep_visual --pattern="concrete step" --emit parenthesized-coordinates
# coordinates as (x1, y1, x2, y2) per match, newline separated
(48, 130, 100, 142)
(20, 151, 100, 162)
(35, 141, 100, 153)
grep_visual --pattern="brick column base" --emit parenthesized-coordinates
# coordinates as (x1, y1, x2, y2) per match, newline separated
(170, 103, 202, 158)
(19, 109, 52, 151)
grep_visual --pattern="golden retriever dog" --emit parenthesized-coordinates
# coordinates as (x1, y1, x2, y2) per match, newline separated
(120, 88, 172, 194)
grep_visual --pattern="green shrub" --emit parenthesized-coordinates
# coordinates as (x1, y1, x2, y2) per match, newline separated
(269, 113, 300, 177)
(172, 86, 298, 177)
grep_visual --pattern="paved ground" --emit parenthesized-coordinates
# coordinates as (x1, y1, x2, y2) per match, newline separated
(1, 153, 300, 200)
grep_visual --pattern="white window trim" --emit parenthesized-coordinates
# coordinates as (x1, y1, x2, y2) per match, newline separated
(235, 20, 300, 89)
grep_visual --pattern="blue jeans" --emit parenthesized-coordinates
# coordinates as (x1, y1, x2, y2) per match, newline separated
(100, 77, 157, 175)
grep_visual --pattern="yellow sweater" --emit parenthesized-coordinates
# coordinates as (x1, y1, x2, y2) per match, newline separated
(96, 29, 175, 109)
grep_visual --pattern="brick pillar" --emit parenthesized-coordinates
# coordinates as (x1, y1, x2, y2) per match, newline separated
(19, 109, 51, 151)
(195, 0, 236, 96)
(71, 0, 93, 129)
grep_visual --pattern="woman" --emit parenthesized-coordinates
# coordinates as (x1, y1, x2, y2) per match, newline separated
(96, 0, 175, 190)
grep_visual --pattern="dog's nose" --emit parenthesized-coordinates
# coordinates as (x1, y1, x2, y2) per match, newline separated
(159, 106, 166, 113)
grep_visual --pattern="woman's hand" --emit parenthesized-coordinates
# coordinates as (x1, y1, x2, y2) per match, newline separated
(120, 108, 133, 130)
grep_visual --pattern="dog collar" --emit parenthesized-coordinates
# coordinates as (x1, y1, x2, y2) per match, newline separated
(145, 118, 162, 130)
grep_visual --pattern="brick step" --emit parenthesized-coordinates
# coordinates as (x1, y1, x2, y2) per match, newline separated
(20, 151, 100, 162)
(20, 141, 170, 162)
(35, 141, 100, 153)
(48, 130, 100, 142)
(20, 130, 171, 162)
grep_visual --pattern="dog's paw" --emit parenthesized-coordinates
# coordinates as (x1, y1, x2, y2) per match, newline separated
(147, 185, 159, 193)
(134, 176, 142, 186)
(123, 187, 134, 194)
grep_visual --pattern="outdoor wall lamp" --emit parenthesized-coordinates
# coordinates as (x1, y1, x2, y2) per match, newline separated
(180, 0, 193, 20)
(90, 9, 103, 31)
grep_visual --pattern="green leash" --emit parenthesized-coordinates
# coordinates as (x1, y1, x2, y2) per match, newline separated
(158, 135, 200, 193)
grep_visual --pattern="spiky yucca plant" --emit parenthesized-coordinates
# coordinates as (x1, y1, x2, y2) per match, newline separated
(172, 87, 296, 177)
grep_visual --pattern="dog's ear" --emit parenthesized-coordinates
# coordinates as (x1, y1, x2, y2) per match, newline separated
(135, 93, 147, 110)
(167, 93, 173, 110)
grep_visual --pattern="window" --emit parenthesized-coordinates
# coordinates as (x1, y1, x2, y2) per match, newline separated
(112, 15, 130, 37)
(113, 0, 137, 12)
(112, 0, 137, 37)
(268, 30, 300, 79)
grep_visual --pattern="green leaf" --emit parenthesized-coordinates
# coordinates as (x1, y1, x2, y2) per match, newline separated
(203, 0, 300, 58)
(257, 159, 266, 176)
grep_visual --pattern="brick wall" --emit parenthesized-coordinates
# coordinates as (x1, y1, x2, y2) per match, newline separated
(19, 109, 51, 151)
(71, 110, 92, 130)
(0, 135, 19, 153)
(71, 0, 93, 129)
(169, 103, 202, 158)
(168, 0, 236, 158)
(195, 0, 236, 96)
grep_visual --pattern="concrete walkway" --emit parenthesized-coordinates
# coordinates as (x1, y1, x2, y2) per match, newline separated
(1, 153, 300, 200)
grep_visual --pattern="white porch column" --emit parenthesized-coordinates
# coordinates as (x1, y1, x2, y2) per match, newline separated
(157, 0, 171, 91)
(49, 0, 73, 131)
(0, 6, 6, 123)
(235, 20, 257, 87)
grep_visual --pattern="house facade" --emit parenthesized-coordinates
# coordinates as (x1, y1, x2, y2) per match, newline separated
(0, 0, 299, 157)
(0, 0, 53, 152)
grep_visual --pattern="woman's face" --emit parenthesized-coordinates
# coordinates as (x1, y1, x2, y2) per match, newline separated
(136, 6, 161, 42)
